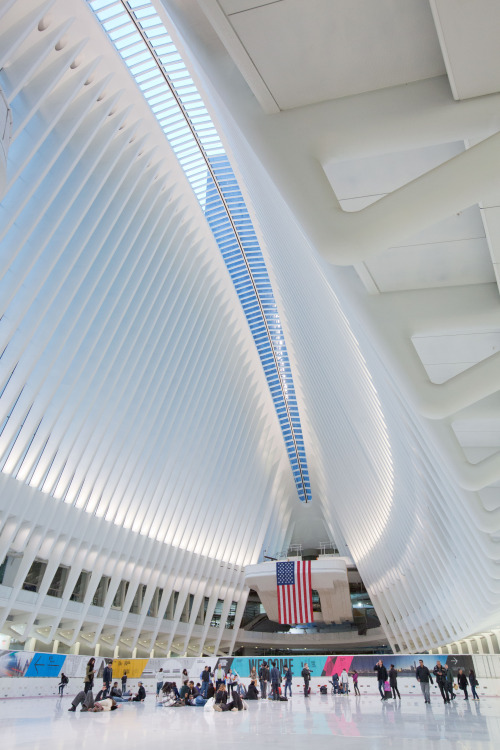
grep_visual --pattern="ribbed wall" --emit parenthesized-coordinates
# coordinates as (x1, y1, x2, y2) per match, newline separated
(196, 61, 500, 653)
(0, 0, 296, 655)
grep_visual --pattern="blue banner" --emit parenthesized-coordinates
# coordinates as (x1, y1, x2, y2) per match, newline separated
(25, 653, 66, 678)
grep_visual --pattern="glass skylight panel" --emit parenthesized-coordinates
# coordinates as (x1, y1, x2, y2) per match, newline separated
(90, 0, 312, 504)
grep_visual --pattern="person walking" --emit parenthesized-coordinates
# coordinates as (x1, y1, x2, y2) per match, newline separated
(374, 660, 388, 700)
(433, 661, 450, 703)
(84, 658, 96, 694)
(416, 659, 433, 704)
(388, 665, 401, 699)
(302, 663, 311, 697)
(444, 664, 455, 700)
(270, 661, 281, 700)
(259, 661, 270, 699)
(352, 670, 360, 696)
(283, 666, 293, 698)
(457, 669, 469, 700)
(469, 669, 480, 700)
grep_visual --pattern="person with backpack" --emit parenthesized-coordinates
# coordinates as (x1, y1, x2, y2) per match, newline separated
(58, 673, 69, 696)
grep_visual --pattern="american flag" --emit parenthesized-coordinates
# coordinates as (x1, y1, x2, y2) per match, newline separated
(276, 560, 313, 624)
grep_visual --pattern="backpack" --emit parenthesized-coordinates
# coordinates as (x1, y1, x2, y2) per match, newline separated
(320, 685, 327, 694)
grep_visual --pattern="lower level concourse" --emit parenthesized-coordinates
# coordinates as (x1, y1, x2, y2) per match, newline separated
(1, 691, 499, 750)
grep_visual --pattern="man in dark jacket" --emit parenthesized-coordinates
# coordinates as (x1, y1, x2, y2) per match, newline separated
(416, 660, 433, 703)
(270, 662, 281, 700)
(302, 664, 311, 697)
(132, 682, 146, 701)
(433, 661, 450, 703)
(374, 660, 388, 700)
(103, 661, 113, 691)
(201, 666, 211, 698)
(259, 662, 270, 699)
(444, 664, 455, 700)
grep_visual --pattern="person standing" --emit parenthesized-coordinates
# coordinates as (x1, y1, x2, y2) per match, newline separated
(302, 663, 311, 697)
(388, 665, 401, 699)
(103, 660, 113, 691)
(155, 667, 164, 698)
(352, 670, 360, 697)
(340, 669, 349, 695)
(84, 658, 96, 694)
(58, 673, 69, 696)
(469, 669, 480, 700)
(259, 661, 270, 699)
(201, 665, 211, 698)
(227, 668, 238, 698)
(215, 664, 226, 690)
(121, 671, 128, 693)
(283, 665, 293, 698)
(457, 669, 469, 700)
(416, 659, 433, 704)
(444, 664, 455, 700)
(374, 660, 388, 700)
(270, 661, 281, 700)
(433, 661, 450, 703)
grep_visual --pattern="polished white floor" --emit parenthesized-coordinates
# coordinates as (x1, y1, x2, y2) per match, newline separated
(1, 693, 499, 750)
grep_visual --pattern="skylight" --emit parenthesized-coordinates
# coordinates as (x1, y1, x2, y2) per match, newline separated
(89, 0, 312, 503)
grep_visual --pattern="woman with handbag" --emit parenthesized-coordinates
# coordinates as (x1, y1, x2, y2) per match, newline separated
(469, 669, 480, 700)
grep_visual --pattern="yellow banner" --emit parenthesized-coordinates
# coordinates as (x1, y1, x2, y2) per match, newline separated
(111, 658, 149, 680)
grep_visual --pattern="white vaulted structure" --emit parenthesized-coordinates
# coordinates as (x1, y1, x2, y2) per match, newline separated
(0, 0, 500, 659)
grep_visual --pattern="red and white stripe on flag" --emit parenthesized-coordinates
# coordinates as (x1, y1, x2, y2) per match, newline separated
(276, 560, 313, 624)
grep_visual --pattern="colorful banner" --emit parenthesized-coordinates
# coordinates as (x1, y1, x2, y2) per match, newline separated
(0, 651, 480, 680)
(0, 651, 34, 677)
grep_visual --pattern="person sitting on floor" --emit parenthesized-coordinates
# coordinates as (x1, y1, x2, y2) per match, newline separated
(206, 682, 215, 699)
(131, 682, 146, 702)
(110, 681, 132, 702)
(179, 680, 192, 703)
(214, 684, 244, 712)
(246, 680, 259, 700)
(158, 682, 182, 706)
(162, 681, 180, 699)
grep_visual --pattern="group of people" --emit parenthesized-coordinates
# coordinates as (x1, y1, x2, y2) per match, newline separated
(67, 658, 145, 712)
(374, 659, 480, 704)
